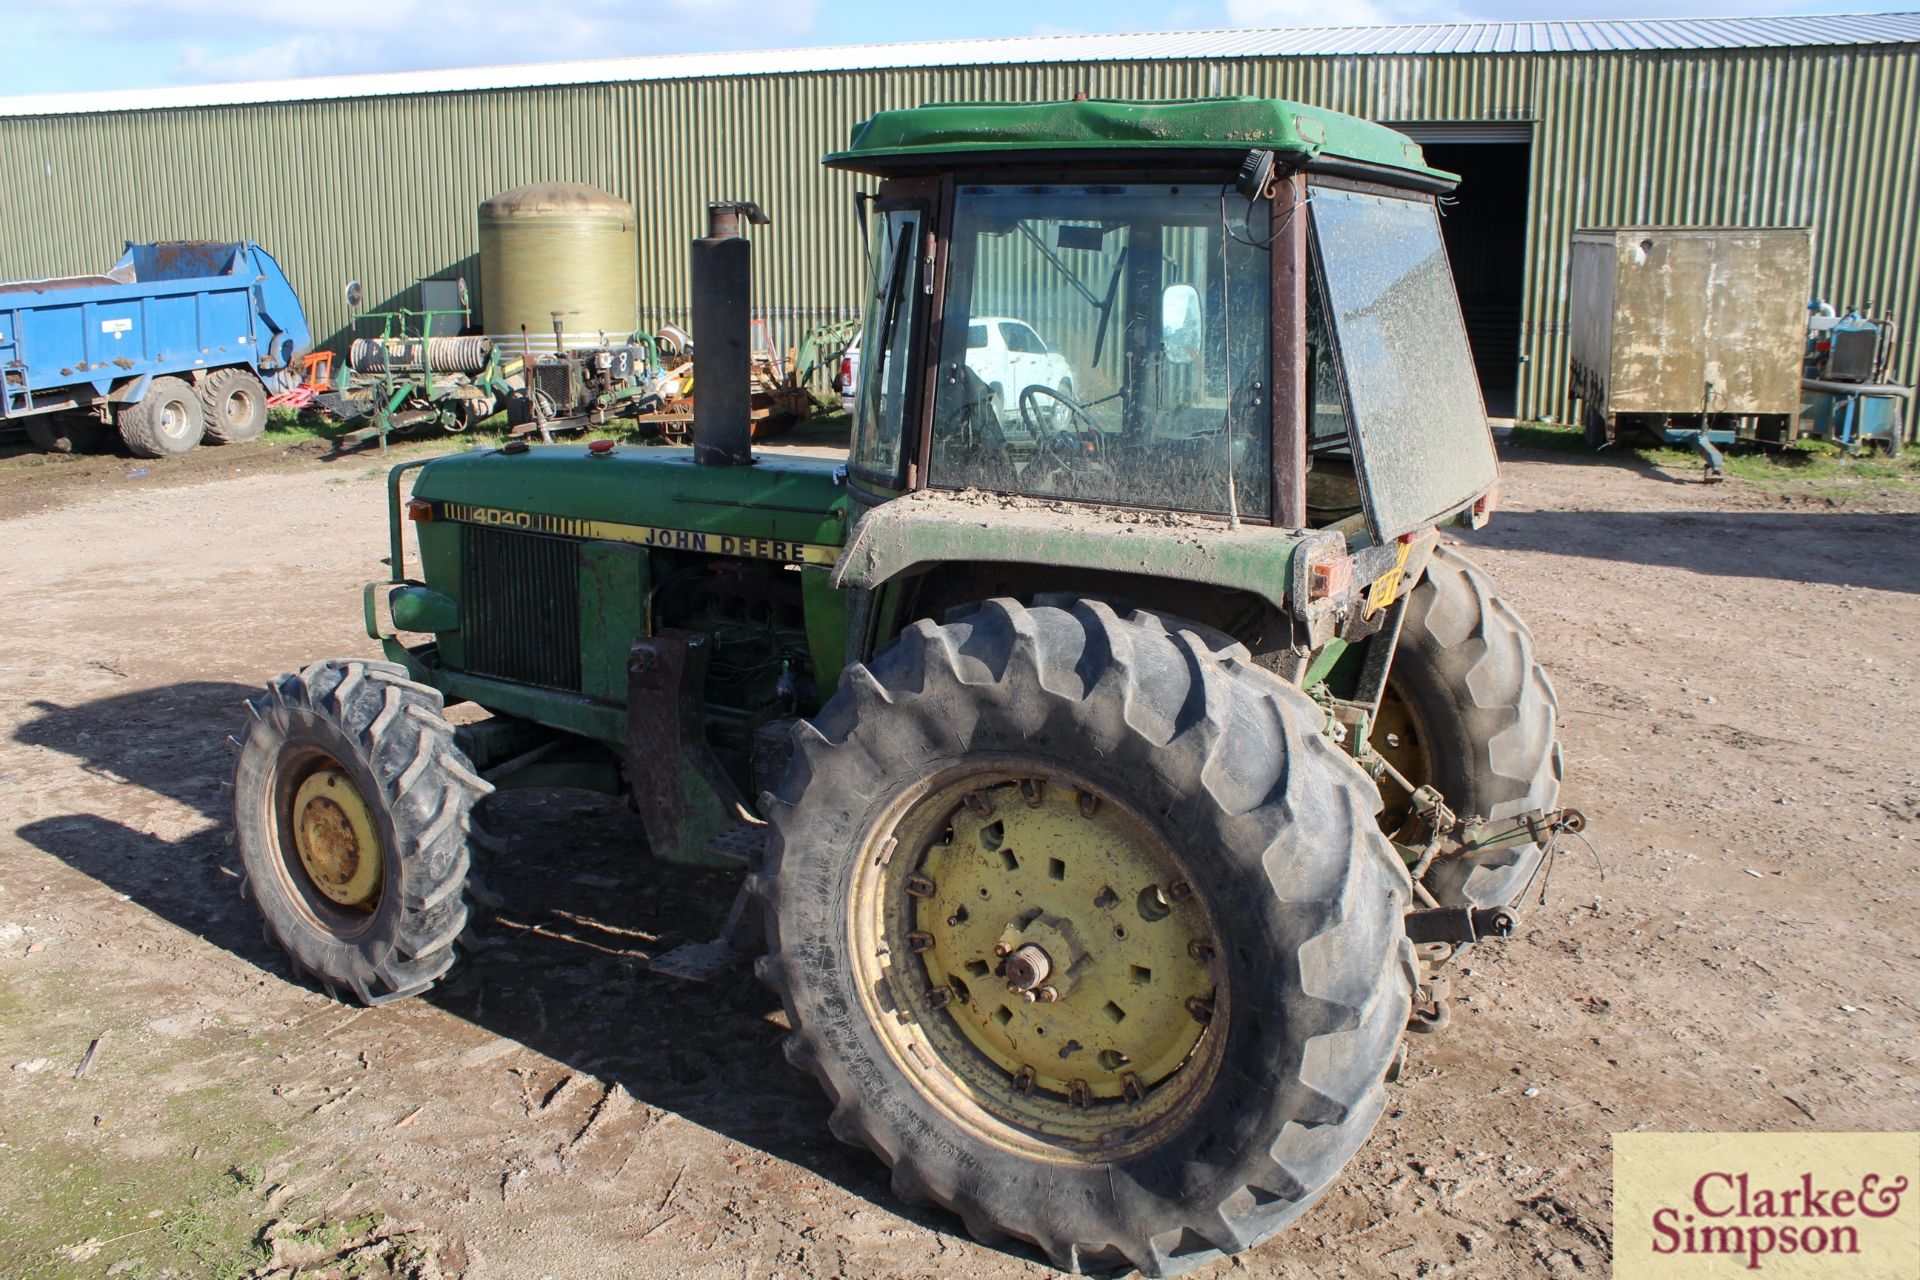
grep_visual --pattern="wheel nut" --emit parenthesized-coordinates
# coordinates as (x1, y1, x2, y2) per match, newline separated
(928, 985, 953, 1009)
(1185, 995, 1215, 1024)
(1076, 790, 1100, 818)
(1035, 985, 1059, 1003)
(1004, 944, 1053, 993)
(1012, 1066, 1036, 1096)
(1188, 939, 1216, 961)
(964, 790, 994, 818)
(993, 940, 1013, 957)
(1068, 1079, 1090, 1108)
(1019, 778, 1045, 807)
(905, 872, 936, 899)
(906, 931, 934, 953)
(1121, 1072, 1145, 1103)
(1168, 880, 1193, 902)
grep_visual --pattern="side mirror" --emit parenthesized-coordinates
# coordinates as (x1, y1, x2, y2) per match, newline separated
(344, 280, 363, 309)
(1162, 284, 1202, 365)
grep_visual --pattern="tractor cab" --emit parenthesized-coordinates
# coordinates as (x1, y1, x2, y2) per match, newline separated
(834, 97, 1498, 542)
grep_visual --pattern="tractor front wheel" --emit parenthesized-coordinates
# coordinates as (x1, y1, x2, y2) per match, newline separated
(1373, 544, 1561, 907)
(757, 598, 1412, 1276)
(230, 659, 491, 1004)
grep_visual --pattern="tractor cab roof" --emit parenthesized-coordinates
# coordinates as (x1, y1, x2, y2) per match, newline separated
(825, 95, 1455, 187)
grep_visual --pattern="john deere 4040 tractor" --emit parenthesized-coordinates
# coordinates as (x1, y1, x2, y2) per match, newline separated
(232, 97, 1571, 1275)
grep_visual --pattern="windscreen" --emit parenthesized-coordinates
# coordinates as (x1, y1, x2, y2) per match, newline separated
(928, 184, 1271, 518)
(1309, 184, 1497, 538)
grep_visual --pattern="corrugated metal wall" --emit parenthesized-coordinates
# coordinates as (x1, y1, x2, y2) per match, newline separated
(2, 43, 1914, 417)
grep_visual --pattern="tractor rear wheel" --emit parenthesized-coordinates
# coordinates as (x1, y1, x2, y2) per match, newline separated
(1372, 544, 1560, 907)
(200, 368, 269, 443)
(230, 659, 491, 1005)
(117, 376, 205, 457)
(756, 598, 1412, 1276)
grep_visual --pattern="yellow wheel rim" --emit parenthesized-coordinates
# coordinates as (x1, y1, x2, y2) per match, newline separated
(1371, 683, 1432, 834)
(851, 760, 1225, 1159)
(290, 767, 384, 909)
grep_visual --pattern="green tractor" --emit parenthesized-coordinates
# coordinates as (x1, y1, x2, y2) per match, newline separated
(230, 97, 1569, 1275)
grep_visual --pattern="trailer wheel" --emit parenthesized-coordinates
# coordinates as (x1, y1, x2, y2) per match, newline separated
(201, 368, 269, 444)
(24, 413, 111, 454)
(117, 375, 205, 457)
(757, 598, 1412, 1276)
(231, 659, 491, 1005)
(1373, 544, 1561, 907)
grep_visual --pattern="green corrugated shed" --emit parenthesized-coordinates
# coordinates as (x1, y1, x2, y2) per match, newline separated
(2, 16, 1915, 419)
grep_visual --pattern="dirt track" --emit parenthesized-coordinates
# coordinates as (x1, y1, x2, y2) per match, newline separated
(1, 437, 1916, 1278)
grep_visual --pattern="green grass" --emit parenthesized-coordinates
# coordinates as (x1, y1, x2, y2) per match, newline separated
(1508, 419, 1920, 492)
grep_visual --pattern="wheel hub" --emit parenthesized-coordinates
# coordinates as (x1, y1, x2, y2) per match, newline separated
(857, 763, 1225, 1154)
(291, 768, 383, 908)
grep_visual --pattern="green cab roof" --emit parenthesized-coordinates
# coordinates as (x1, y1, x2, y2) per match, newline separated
(825, 96, 1452, 183)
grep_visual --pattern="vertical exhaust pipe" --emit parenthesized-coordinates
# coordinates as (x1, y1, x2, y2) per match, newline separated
(691, 200, 769, 467)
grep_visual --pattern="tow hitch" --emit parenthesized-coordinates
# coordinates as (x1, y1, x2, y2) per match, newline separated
(1404, 904, 1519, 945)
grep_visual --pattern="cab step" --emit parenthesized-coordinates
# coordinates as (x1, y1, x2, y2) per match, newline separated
(647, 875, 763, 982)
(704, 819, 768, 868)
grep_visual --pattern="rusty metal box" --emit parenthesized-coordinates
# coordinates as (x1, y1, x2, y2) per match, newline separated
(1569, 227, 1812, 421)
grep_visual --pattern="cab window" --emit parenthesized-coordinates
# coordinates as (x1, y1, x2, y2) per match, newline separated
(849, 207, 923, 487)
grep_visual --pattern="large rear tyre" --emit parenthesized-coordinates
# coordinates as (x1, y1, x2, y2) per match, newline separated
(756, 598, 1412, 1276)
(117, 375, 204, 457)
(230, 659, 492, 1005)
(1373, 544, 1561, 907)
(200, 368, 269, 443)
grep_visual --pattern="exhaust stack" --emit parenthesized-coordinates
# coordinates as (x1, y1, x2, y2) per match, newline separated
(690, 200, 769, 467)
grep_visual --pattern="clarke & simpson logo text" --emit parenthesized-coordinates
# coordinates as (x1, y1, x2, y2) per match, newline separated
(1614, 1132, 1919, 1279)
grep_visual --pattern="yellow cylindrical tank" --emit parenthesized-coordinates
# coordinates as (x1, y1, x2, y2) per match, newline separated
(478, 183, 638, 353)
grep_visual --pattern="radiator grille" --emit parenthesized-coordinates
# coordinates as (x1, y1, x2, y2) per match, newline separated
(459, 524, 582, 690)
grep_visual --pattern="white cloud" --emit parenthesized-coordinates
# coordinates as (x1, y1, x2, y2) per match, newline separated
(28, 0, 823, 85)
(1223, 0, 1468, 25)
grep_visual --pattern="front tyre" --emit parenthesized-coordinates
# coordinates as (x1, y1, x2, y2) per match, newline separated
(1373, 544, 1561, 907)
(231, 659, 492, 1004)
(756, 599, 1412, 1276)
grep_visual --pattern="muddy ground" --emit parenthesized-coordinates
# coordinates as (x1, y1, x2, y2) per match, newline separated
(1, 432, 1916, 1279)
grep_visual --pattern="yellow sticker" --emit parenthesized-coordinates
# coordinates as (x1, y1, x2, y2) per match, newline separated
(1364, 537, 1414, 618)
(435, 501, 839, 567)
(1614, 1131, 1919, 1278)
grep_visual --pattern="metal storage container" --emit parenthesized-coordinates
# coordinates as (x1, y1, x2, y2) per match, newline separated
(1569, 226, 1811, 459)
(478, 183, 639, 354)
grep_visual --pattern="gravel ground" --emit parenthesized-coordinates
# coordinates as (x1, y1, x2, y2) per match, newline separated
(0, 434, 1914, 1278)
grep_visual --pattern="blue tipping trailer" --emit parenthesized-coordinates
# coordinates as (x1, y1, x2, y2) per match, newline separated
(0, 241, 311, 457)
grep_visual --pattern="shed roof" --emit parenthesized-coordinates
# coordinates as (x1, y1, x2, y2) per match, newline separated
(3, 12, 1916, 119)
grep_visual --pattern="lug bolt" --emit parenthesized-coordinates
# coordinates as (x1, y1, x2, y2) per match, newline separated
(1068, 1079, 1090, 1108)
(1185, 995, 1215, 1024)
(1013, 1066, 1036, 1096)
(1035, 985, 1059, 1003)
(928, 985, 953, 1009)
(905, 872, 936, 898)
(1076, 790, 1100, 818)
(992, 941, 1013, 957)
(964, 790, 994, 819)
(1019, 778, 1045, 807)
(906, 931, 934, 953)
(1188, 939, 1216, 961)
(1168, 880, 1193, 902)
(1121, 1072, 1145, 1104)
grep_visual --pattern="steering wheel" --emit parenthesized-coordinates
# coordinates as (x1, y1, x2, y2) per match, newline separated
(1017, 383, 1116, 494)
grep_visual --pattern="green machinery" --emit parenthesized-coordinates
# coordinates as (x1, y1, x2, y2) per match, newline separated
(320, 279, 512, 454)
(231, 98, 1573, 1276)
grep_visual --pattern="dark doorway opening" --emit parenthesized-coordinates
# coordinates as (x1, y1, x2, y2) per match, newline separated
(1398, 131, 1531, 418)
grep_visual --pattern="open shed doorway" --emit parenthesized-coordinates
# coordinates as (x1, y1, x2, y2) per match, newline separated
(1395, 125, 1532, 418)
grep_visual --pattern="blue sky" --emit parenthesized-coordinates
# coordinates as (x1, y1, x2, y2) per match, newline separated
(1, 0, 1911, 95)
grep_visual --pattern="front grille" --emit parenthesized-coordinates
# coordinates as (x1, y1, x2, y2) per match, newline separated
(459, 524, 582, 690)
